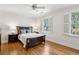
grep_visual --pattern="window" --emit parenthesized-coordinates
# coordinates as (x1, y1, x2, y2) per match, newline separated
(41, 17, 53, 32)
(64, 11, 79, 36)
(64, 14, 70, 34)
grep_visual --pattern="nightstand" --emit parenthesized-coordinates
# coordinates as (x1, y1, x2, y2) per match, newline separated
(8, 34, 18, 43)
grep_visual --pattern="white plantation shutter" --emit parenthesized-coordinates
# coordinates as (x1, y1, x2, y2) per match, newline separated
(64, 14, 71, 34)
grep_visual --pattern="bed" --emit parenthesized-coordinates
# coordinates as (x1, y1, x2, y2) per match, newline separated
(17, 26, 45, 48)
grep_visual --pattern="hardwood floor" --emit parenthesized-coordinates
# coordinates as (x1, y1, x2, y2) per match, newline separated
(0, 41, 79, 55)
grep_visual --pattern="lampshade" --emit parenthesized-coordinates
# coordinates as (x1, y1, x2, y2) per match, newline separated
(33, 26, 38, 30)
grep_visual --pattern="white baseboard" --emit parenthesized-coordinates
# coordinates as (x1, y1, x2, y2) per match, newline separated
(46, 39, 79, 50)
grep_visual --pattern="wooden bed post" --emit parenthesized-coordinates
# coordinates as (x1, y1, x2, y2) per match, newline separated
(42, 35, 46, 45)
(26, 39, 29, 49)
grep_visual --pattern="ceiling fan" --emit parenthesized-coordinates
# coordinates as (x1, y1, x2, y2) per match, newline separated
(24, 4, 45, 10)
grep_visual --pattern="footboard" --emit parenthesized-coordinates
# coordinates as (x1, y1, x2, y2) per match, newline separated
(26, 35, 45, 48)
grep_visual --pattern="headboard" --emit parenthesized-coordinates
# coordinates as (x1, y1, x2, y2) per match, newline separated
(16, 26, 33, 34)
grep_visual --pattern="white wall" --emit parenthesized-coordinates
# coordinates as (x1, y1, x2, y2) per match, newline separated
(0, 10, 36, 26)
(0, 10, 36, 43)
(38, 5, 79, 50)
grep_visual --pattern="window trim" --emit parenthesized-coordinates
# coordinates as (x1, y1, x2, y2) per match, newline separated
(64, 9, 79, 36)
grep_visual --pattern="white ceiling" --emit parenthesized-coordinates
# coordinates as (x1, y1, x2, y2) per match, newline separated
(0, 4, 73, 18)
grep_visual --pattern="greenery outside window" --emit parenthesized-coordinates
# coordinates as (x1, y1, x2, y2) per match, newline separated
(64, 11, 79, 36)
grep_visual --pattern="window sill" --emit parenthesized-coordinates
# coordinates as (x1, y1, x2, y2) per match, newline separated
(64, 33, 79, 37)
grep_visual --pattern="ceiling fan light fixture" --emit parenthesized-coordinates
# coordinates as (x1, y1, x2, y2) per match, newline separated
(24, 4, 45, 10)
(32, 4, 37, 10)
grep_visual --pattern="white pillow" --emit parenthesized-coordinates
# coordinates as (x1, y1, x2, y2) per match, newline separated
(20, 29, 26, 34)
(27, 29, 31, 33)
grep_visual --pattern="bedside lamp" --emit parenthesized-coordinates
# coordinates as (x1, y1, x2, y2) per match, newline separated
(9, 25, 17, 34)
(33, 26, 39, 33)
(10, 29, 16, 34)
(34, 26, 38, 30)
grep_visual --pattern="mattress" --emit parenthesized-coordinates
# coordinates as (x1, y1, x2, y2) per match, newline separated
(18, 33, 45, 48)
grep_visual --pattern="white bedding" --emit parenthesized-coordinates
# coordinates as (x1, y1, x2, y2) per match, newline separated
(18, 33, 45, 48)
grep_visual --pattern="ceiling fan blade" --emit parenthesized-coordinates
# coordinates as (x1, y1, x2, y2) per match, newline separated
(24, 4, 34, 10)
(36, 7, 45, 9)
(24, 4, 45, 10)
(24, 4, 32, 8)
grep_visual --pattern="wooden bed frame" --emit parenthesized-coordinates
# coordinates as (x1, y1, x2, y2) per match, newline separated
(16, 26, 45, 48)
